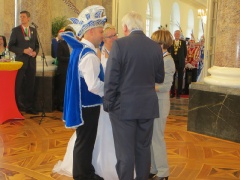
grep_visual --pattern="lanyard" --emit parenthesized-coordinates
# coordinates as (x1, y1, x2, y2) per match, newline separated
(104, 46, 110, 55)
(21, 25, 31, 40)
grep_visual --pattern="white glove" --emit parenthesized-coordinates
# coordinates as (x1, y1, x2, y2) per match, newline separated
(185, 63, 195, 69)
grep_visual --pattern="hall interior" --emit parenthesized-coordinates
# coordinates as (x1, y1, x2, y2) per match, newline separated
(1, 0, 240, 179)
(0, 98, 240, 180)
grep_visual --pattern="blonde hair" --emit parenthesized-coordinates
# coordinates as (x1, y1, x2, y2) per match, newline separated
(151, 29, 173, 49)
(103, 23, 116, 37)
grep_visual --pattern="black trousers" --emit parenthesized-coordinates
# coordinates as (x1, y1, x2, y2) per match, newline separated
(170, 67, 184, 96)
(184, 68, 197, 94)
(73, 106, 100, 180)
(15, 59, 36, 110)
(56, 72, 67, 109)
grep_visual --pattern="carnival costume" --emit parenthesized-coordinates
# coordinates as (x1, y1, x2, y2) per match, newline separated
(62, 5, 106, 129)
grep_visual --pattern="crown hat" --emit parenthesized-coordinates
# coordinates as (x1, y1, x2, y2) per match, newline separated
(68, 5, 107, 38)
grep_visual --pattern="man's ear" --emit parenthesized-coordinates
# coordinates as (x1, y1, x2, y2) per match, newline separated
(123, 24, 127, 33)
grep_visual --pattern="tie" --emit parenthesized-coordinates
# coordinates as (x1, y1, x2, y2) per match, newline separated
(25, 28, 28, 36)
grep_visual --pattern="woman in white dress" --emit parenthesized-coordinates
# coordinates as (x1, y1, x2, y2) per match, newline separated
(53, 24, 118, 180)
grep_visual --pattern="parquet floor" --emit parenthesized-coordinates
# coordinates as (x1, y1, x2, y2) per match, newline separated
(0, 97, 240, 180)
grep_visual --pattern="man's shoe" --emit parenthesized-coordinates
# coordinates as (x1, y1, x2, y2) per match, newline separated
(153, 176, 169, 180)
(170, 94, 175, 98)
(26, 108, 38, 115)
(176, 94, 180, 99)
(90, 174, 104, 180)
(57, 106, 63, 112)
(148, 173, 156, 179)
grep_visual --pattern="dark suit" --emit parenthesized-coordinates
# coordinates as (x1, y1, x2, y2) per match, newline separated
(104, 31, 164, 180)
(56, 40, 70, 110)
(8, 25, 39, 110)
(170, 39, 187, 96)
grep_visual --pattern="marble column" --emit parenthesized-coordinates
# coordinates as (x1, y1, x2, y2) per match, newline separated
(16, 0, 52, 55)
(204, 0, 240, 88)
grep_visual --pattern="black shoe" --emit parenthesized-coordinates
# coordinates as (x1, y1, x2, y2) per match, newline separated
(170, 94, 175, 98)
(90, 174, 104, 180)
(176, 94, 180, 99)
(26, 108, 38, 115)
(57, 106, 63, 112)
(153, 176, 169, 180)
(148, 173, 156, 179)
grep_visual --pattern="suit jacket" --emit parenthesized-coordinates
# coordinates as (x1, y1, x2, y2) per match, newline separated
(170, 39, 187, 69)
(8, 25, 39, 69)
(56, 40, 70, 74)
(103, 31, 165, 120)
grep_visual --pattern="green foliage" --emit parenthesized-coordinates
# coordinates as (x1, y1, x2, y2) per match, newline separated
(51, 16, 69, 38)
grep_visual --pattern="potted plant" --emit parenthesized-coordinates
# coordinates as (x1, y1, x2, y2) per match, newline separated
(52, 16, 69, 38)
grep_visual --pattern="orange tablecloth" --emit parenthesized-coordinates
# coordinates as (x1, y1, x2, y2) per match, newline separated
(0, 61, 24, 124)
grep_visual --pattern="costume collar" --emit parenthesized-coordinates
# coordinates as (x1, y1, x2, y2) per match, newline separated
(81, 38, 97, 53)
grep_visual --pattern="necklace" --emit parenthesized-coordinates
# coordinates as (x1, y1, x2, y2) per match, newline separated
(104, 46, 109, 55)
(173, 40, 181, 55)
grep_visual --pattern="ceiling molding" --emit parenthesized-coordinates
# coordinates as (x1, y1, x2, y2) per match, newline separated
(180, 0, 207, 9)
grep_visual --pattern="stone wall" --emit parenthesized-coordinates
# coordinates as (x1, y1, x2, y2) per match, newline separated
(1, 0, 112, 56)
(188, 82, 240, 143)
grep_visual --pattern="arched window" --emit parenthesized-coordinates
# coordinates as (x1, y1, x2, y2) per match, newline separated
(186, 9, 194, 39)
(146, 0, 152, 37)
(146, 0, 161, 37)
(170, 3, 180, 35)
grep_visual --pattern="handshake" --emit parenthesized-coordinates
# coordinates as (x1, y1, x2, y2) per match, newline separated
(185, 63, 195, 69)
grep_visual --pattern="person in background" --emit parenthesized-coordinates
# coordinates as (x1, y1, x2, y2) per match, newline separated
(55, 27, 74, 112)
(103, 11, 165, 180)
(149, 29, 175, 180)
(170, 30, 187, 99)
(197, 37, 205, 80)
(0, 35, 7, 59)
(51, 28, 64, 59)
(8, 10, 39, 114)
(184, 39, 200, 95)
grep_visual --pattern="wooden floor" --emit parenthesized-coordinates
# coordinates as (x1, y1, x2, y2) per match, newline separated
(0, 97, 240, 180)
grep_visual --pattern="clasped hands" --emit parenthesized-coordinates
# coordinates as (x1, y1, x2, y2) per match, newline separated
(24, 47, 36, 57)
(185, 63, 195, 69)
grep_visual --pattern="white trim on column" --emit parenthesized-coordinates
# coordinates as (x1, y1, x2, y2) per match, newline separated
(204, 66, 240, 88)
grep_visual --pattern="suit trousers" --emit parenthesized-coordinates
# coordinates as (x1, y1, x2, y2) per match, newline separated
(15, 58, 36, 109)
(73, 106, 100, 180)
(109, 108, 154, 180)
(150, 97, 170, 177)
(56, 72, 67, 108)
(171, 67, 184, 96)
(184, 68, 197, 94)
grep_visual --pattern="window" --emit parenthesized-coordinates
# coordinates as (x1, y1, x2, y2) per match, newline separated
(186, 9, 194, 39)
(170, 3, 180, 35)
(146, 0, 161, 37)
(146, 0, 152, 37)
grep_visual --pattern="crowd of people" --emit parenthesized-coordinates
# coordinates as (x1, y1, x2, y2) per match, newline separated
(0, 5, 205, 180)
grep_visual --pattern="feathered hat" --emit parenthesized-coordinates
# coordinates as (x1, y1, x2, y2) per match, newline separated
(68, 5, 107, 38)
